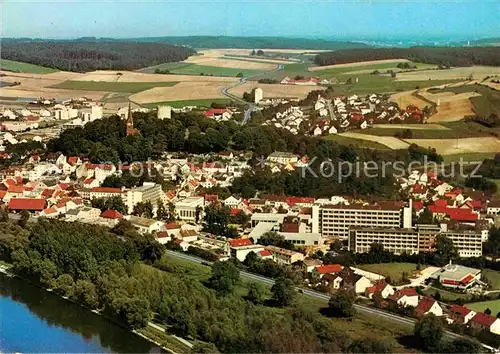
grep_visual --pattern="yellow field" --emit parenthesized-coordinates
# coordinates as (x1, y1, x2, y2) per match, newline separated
(405, 137, 500, 155)
(395, 66, 500, 81)
(129, 82, 227, 104)
(309, 59, 411, 72)
(72, 70, 239, 83)
(339, 132, 410, 150)
(0, 71, 106, 100)
(185, 57, 277, 70)
(371, 124, 450, 131)
(418, 89, 479, 122)
(228, 82, 324, 99)
(389, 90, 429, 109)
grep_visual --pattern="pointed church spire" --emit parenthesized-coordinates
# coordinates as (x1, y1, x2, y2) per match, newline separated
(125, 102, 139, 136)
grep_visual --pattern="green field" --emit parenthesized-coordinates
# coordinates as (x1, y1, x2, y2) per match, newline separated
(52, 80, 179, 93)
(357, 263, 418, 282)
(329, 74, 460, 95)
(483, 270, 500, 290)
(1, 59, 59, 74)
(139, 61, 265, 77)
(467, 299, 500, 315)
(222, 56, 288, 65)
(430, 84, 500, 118)
(169, 63, 263, 77)
(141, 98, 231, 109)
(312, 61, 436, 76)
(323, 134, 392, 150)
(442, 152, 498, 165)
(359, 120, 500, 139)
(423, 287, 472, 302)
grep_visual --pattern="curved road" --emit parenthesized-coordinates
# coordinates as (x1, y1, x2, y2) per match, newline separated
(219, 64, 284, 125)
(165, 249, 496, 352)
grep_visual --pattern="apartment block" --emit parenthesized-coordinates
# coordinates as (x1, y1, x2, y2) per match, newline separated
(123, 182, 163, 214)
(312, 201, 411, 240)
(348, 225, 482, 257)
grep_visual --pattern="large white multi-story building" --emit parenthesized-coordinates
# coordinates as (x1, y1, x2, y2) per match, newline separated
(312, 201, 412, 240)
(348, 225, 482, 257)
(123, 183, 163, 214)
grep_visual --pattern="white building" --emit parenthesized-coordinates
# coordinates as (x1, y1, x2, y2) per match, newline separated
(157, 105, 172, 120)
(125, 215, 163, 234)
(123, 183, 163, 214)
(175, 196, 204, 222)
(254, 88, 263, 104)
(312, 201, 411, 240)
(91, 105, 103, 120)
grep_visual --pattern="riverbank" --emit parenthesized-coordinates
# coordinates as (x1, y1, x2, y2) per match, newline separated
(0, 263, 189, 353)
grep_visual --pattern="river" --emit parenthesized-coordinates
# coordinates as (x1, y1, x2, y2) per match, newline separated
(0, 274, 162, 353)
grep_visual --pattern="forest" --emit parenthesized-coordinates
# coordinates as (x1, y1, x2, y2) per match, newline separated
(1, 41, 196, 72)
(314, 47, 500, 67)
(109, 36, 371, 50)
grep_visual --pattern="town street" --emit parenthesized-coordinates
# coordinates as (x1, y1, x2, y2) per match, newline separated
(219, 64, 284, 125)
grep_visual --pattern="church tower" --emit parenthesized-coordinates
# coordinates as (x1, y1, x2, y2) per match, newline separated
(125, 103, 139, 136)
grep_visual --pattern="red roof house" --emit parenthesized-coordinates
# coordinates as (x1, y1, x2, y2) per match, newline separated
(258, 250, 272, 258)
(314, 264, 343, 276)
(449, 305, 476, 324)
(388, 288, 419, 307)
(100, 209, 123, 219)
(8, 198, 46, 211)
(470, 312, 500, 334)
(229, 238, 253, 247)
(415, 297, 442, 317)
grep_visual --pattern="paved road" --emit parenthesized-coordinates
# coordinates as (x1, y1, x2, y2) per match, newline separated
(165, 250, 495, 350)
(218, 64, 284, 125)
(147, 322, 193, 349)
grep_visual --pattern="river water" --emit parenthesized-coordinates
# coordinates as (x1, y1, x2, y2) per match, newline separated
(0, 274, 161, 353)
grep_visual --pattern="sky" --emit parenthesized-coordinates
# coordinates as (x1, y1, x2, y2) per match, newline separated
(2, 0, 499, 40)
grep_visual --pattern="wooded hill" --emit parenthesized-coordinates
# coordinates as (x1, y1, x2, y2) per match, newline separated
(1, 40, 196, 72)
(129, 36, 371, 50)
(314, 47, 500, 67)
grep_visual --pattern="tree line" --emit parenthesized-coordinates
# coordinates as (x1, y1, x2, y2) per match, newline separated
(314, 47, 500, 67)
(1, 41, 196, 72)
(0, 217, 399, 353)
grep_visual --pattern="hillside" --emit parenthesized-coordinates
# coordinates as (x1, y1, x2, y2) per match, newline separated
(314, 47, 500, 67)
(0, 41, 196, 72)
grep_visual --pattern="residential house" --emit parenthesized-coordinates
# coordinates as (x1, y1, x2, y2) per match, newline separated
(388, 288, 419, 308)
(265, 245, 304, 265)
(164, 222, 182, 239)
(267, 152, 299, 165)
(415, 297, 443, 317)
(448, 305, 476, 325)
(156, 231, 171, 245)
(89, 187, 122, 200)
(470, 312, 500, 335)
(313, 264, 343, 279)
(365, 281, 395, 299)
(8, 198, 46, 214)
(126, 215, 163, 234)
(228, 238, 264, 262)
(303, 258, 323, 273)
